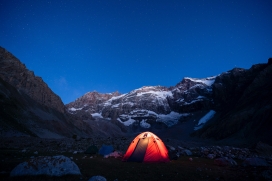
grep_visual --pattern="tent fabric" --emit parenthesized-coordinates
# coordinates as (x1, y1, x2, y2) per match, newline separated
(84, 145, 98, 155)
(127, 137, 149, 162)
(123, 132, 169, 162)
(98, 145, 114, 156)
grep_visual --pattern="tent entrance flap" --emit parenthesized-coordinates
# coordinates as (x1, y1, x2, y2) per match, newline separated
(128, 138, 149, 162)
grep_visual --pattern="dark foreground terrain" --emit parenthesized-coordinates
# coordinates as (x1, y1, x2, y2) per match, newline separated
(0, 151, 269, 181)
(0, 137, 271, 181)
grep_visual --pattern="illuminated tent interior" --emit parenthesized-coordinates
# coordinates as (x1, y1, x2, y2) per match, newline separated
(123, 132, 169, 162)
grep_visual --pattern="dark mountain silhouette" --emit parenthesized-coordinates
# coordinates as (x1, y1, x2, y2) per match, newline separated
(193, 59, 272, 145)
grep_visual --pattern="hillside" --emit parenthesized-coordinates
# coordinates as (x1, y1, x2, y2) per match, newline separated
(1, 46, 271, 146)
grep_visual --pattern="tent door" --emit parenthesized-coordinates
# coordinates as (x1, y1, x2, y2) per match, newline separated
(127, 138, 149, 162)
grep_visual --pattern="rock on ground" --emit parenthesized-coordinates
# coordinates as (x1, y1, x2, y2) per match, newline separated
(10, 155, 81, 177)
(214, 157, 237, 166)
(88, 175, 107, 181)
(242, 157, 270, 167)
(262, 169, 272, 180)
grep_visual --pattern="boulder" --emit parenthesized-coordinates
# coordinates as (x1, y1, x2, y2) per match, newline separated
(88, 175, 107, 181)
(262, 169, 272, 180)
(214, 157, 237, 166)
(166, 145, 175, 151)
(207, 154, 216, 159)
(10, 155, 81, 176)
(184, 149, 192, 156)
(242, 157, 269, 167)
(255, 142, 272, 158)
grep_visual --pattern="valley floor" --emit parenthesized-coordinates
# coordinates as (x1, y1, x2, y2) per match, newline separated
(0, 136, 271, 181)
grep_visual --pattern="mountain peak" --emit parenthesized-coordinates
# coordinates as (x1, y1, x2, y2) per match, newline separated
(0, 47, 65, 113)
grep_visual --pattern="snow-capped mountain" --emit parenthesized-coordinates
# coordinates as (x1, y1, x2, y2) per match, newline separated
(66, 76, 217, 129)
(2, 46, 271, 145)
(66, 91, 120, 113)
(66, 59, 272, 145)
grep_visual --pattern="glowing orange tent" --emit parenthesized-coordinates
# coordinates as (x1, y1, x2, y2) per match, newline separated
(122, 132, 169, 162)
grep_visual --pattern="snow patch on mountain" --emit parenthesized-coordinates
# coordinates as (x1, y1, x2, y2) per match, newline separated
(189, 84, 205, 90)
(129, 109, 157, 116)
(116, 109, 190, 128)
(184, 76, 216, 86)
(103, 94, 127, 106)
(117, 117, 135, 126)
(91, 113, 103, 118)
(136, 90, 173, 99)
(157, 111, 190, 127)
(68, 107, 83, 111)
(194, 110, 216, 130)
(140, 119, 151, 128)
(92, 110, 164, 127)
(112, 103, 120, 108)
(176, 96, 207, 105)
(124, 102, 134, 106)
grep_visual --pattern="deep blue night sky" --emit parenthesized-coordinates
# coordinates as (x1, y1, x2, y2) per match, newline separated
(1, 0, 271, 104)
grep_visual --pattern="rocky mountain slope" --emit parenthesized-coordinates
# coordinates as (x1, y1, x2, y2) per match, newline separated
(0, 46, 80, 138)
(193, 59, 272, 144)
(67, 59, 272, 145)
(0, 47, 65, 113)
(0, 47, 126, 138)
(0, 76, 84, 138)
(1, 46, 271, 145)
(66, 77, 216, 133)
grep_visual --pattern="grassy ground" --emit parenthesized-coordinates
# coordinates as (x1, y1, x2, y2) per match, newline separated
(0, 148, 268, 181)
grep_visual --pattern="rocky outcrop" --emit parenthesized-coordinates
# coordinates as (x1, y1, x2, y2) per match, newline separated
(0, 71, 124, 138)
(0, 47, 99, 138)
(212, 64, 267, 110)
(169, 77, 215, 112)
(0, 47, 65, 113)
(194, 60, 272, 144)
(66, 91, 120, 114)
(101, 86, 172, 117)
(10, 155, 81, 176)
(0, 75, 95, 138)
